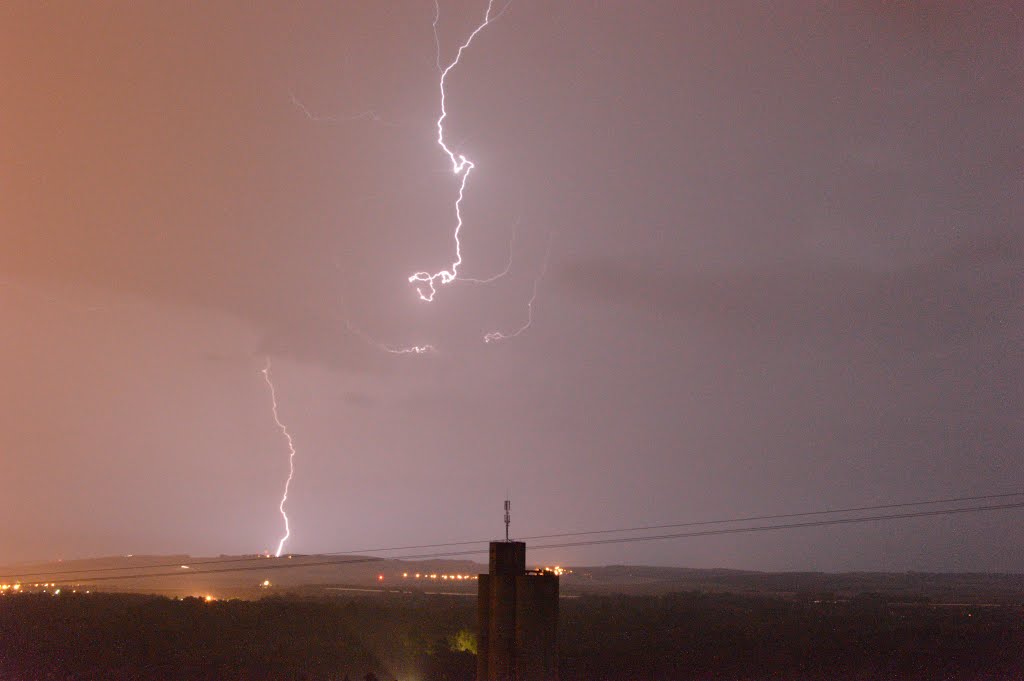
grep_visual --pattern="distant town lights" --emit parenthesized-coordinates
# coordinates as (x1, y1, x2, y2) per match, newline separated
(538, 566, 570, 576)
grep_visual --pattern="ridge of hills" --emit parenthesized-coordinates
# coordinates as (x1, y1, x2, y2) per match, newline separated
(2, 555, 1023, 603)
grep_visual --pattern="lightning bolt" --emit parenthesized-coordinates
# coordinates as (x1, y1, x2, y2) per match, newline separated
(346, 315, 435, 354)
(261, 358, 296, 557)
(342, 318, 435, 355)
(407, 0, 509, 302)
(380, 343, 434, 355)
(290, 91, 382, 124)
(483, 234, 553, 343)
(431, 0, 443, 73)
(457, 220, 517, 285)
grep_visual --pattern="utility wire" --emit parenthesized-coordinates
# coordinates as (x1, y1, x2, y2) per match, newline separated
(16, 499, 1024, 587)
(517, 490, 1024, 542)
(4, 489, 1019, 577)
(4, 490, 1022, 581)
(529, 501, 1024, 550)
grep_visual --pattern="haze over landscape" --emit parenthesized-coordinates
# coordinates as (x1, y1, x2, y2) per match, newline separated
(2, 0, 1022, 576)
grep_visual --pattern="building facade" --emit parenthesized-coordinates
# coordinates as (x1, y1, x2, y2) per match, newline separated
(477, 541, 559, 681)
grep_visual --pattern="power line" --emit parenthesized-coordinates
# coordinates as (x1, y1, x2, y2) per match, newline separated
(4, 490, 1022, 581)
(19, 500, 1024, 587)
(529, 500, 1024, 551)
(517, 490, 1024, 543)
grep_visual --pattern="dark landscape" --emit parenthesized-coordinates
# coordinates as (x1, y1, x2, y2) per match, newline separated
(2, 557, 1024, 680)
(2, 586, 1023, 681)
(4, 1, 1023, 679)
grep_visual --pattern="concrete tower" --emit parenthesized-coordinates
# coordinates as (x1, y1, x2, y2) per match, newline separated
(477, 501, 559, 681)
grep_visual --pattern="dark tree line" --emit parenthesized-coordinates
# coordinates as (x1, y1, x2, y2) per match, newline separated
(1, 590, 1022, 680)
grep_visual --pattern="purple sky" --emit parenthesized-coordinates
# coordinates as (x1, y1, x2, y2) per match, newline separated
(2, 1, 1022, 571)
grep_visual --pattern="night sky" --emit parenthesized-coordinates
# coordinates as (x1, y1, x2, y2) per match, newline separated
(2, 2, 1022, 571)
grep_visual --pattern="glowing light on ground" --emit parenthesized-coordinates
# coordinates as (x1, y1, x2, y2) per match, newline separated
(261, 358, 297, 557)
(402, 572, 478, 581)
(537, 566, 570, 576)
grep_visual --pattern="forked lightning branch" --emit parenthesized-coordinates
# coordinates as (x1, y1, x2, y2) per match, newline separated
(408, 0, 506, 302)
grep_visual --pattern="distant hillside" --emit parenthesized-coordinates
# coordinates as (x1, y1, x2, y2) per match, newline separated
(569, 565, 1024, 602)
(2, 555, 1023, 603)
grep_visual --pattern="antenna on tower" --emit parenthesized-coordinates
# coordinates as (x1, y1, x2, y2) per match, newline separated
(504, 497, 511, 542)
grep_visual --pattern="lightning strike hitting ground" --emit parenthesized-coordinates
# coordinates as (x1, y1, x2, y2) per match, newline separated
(483, 234, 553, 343)
(261, 358, 296, 557)
(407, 0, 509, 302)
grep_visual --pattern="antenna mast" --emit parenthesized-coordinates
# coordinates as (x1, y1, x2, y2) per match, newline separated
(504, 498, 511, 542)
